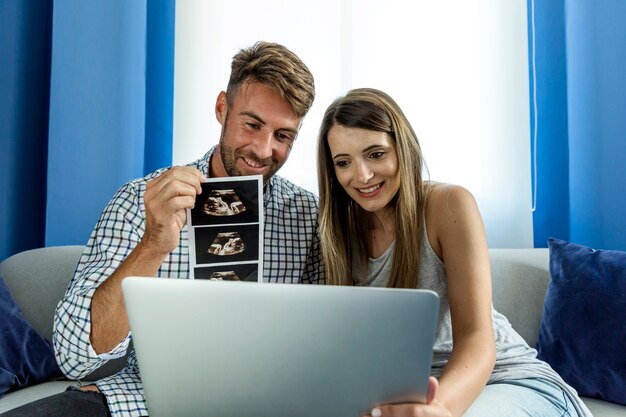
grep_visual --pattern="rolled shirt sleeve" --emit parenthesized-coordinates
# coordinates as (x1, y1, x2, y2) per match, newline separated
(53, 179, 147, 379)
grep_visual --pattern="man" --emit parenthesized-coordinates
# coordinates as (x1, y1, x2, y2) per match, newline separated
(5, 41, 324, 417)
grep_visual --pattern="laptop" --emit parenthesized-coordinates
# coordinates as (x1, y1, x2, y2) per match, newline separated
(122, 277, 439, 417)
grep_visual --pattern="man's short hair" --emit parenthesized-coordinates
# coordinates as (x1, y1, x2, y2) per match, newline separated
(227, 41, 315, 118)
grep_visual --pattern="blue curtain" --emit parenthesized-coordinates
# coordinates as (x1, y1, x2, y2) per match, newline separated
(145, 0, 175, 175)
(529, 0, 626, 251)
(0, 0, 175, 261)
(527, 0, 569, 248)
(1, 1, 52, 261)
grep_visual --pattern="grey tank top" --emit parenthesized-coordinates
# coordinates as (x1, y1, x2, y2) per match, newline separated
(353, 233, 592, 417)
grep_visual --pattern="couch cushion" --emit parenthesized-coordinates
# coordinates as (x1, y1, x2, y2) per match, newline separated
(0, 381, 75, 413)
(582, 396, 626, 417)
(537, 238, 626, 405)
(489, 248, 550, 347)
(0, 275, 62, 398)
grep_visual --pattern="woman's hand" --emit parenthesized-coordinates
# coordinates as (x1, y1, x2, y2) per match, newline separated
(365, 377, 452, 417)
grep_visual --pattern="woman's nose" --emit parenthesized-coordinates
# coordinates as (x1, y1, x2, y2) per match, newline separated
(356, 162, 374, 183)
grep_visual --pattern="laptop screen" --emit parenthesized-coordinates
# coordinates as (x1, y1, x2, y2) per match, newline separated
(122, 278, 439, 417)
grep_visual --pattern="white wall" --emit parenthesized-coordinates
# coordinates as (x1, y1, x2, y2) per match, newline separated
(173, 0, 533, 248)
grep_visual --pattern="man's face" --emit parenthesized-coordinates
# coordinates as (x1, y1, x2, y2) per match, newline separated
(212, 82, 302, 183)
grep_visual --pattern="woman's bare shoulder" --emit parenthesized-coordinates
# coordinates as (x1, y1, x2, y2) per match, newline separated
(425, 182, 487, 262)
(425, 181, 477, 212)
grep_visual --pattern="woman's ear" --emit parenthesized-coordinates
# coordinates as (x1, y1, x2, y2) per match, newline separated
(215, 91, 228, 125)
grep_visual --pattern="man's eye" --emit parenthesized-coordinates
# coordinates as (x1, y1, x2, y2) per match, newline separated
(276, 132, 294, 143)
(246, 122, 260, 129)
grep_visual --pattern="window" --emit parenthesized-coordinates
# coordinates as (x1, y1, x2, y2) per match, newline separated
(173, 0, 532, 247)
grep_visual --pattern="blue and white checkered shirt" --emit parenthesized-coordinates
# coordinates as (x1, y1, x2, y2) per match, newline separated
(53, 149, 325, 417)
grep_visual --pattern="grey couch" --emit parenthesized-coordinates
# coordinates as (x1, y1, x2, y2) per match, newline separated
(0, 246, 623, 415)
(0, 246, 126, 414)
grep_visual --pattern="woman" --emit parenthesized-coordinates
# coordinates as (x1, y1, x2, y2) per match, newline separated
(316, 88, 592, 417)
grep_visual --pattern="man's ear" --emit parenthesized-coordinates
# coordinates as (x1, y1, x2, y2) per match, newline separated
(215, 91, 228, 125)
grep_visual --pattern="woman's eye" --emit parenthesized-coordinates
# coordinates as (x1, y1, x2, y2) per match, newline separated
(370, 151, 385, 159)
(334, 160, 349, 168)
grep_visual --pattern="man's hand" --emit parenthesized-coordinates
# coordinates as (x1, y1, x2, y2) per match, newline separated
(143, 167, 205, 255)
(90, 167, 205, 354)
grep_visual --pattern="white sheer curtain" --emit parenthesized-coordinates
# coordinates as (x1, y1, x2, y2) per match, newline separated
(172, 0, 533, 248)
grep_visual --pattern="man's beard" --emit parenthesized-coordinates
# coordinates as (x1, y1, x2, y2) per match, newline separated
(219, 125, 283, 184)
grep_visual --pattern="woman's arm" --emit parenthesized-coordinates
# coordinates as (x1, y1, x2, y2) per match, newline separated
(426, 183, 496, 416)
(367, 183, 495, 417)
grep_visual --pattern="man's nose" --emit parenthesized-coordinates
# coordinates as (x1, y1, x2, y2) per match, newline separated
(251, 131, 273, 160)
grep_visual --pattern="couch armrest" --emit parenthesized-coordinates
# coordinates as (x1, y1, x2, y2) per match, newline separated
(0, 245, 85, 342)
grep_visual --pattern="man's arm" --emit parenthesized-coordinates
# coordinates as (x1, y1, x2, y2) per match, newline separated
(54, 167, 204, 378)
(90, 167, 204, 353)
(88, 241, 171, 353)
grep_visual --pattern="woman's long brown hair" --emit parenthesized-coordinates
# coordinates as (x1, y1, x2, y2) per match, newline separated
(317, 88, 428, 288)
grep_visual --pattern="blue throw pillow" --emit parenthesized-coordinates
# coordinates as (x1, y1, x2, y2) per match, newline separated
(0, 275, 62, 398)
(537, 238, 626, 405)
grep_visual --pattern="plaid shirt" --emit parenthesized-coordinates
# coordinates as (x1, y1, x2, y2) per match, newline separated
(53, 149, 325, 417)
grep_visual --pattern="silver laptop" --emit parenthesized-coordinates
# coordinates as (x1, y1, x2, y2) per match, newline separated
(122, 277, 439, 417)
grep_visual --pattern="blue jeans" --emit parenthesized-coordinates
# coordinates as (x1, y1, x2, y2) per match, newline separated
(463, 378, 577, 417)
(0, 386, 112, 417)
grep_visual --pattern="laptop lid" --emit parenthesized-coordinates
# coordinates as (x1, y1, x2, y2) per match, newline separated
(122, 278, 439, 417)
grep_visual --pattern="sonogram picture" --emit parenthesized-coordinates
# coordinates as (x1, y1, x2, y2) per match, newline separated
(187, 175, 263, 281)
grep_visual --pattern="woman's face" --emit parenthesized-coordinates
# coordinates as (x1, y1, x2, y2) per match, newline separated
(327, 124, 400, 215)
